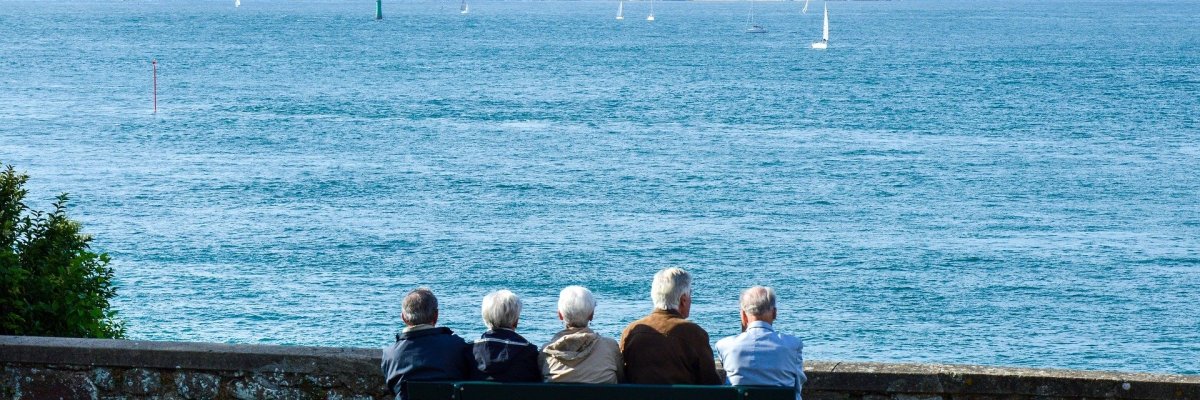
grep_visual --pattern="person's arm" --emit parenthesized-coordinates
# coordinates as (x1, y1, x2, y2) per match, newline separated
(613, 339, 626, 383)
(714, 338, 731, 385)
(380, 347, 396, 395)
(794, 338, 807, 400)
(538, 349, 552, 382)
(523, 343, 543, 382)
(693, 329, 723, 385)
(619, 325, 634, 382)
(461, 340, 482, 380)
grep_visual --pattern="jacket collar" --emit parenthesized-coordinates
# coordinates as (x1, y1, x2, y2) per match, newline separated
(746, 320, 774, 331)
(483, 328, 527, 343)
(403, 324, 436, 333)
(396, 326, 454, 341)
(652, 309, 683, 318)
(560, 326, 594, 334)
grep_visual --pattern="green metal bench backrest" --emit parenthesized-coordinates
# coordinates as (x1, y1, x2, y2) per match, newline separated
(405, 382, 794, 400)
(735, 385, 795, 400)
(458, 382, 737, 400)
(406, 381, 456, 400)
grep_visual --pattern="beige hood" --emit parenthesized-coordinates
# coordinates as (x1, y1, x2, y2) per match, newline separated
(540, 327, 623, 384)
(543, 329, 601, 364)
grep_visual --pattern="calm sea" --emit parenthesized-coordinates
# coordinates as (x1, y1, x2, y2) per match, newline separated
(1, 0, 1197, 374)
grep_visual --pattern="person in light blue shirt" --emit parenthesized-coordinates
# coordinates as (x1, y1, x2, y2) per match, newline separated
(715, 286, 807, 400)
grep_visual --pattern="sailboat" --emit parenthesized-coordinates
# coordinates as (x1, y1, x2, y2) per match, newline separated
(460, 0, 469, 14)
(746, 0, 765, 33)
(235, 0, 240, 7)
(802, 0, 809, 14)
(646, 0, 655, 21)
(811, 3, 828, 49)
(617, 1, 624, 20)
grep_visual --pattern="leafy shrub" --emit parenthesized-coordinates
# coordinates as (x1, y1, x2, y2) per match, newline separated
(1, 163, 124, 338)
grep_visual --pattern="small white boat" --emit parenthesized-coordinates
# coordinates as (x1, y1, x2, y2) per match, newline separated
(746, 0, 765, 33)
(235, 0, 240, 7)
(811, 3, 829, 49)
(617, 1, 624, 20)
(802, 0, 809, 14)
(460, 0, 469, 14)
(647, 0, 655, 21)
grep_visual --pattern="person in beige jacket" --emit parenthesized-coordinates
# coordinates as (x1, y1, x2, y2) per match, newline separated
(540, 286, 624, 383)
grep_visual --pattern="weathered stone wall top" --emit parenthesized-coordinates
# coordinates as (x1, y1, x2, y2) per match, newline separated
(0, 335, 377, 375)
(3, 335, 1199, 400)
(803, 360, 1200, 399)
(1, 335, 386, 399)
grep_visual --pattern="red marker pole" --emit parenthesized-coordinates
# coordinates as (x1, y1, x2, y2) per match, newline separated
(152, 59, 157, 114)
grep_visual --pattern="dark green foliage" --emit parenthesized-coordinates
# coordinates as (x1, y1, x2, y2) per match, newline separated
(0, 163, 124, 338)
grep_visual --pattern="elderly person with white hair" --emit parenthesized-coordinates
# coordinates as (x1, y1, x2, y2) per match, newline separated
(540, 286, 623, 383)
(619, 267, 722, 385)
(469, 289, 541, 382)
(716, 286, 807, 400)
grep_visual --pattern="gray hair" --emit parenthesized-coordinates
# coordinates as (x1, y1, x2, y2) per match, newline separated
(558, 286, 597, 328)
(740, 286, 776, 317)
(651, 267, 692, 311)
(402, 288, 438, 326)
(481, 289, 522, 330)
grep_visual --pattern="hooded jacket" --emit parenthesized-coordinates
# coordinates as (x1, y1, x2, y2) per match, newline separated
(540, 327, 623, 384)
(471, 328, 542, 382)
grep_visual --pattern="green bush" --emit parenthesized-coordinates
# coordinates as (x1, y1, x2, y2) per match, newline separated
(1, 163, 124, 338)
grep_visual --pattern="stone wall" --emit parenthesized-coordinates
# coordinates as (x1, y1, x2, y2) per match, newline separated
(3, 335, 1198, 399)
(801, 361, 1200, 400)
(1, 336, 384, 399)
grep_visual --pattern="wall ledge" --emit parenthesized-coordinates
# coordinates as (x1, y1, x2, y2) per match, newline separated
(0, 335, 376, 375)
(3, 335, 1198, 399)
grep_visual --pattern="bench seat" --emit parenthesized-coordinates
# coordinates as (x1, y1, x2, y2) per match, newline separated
(407, 381, 794, 400)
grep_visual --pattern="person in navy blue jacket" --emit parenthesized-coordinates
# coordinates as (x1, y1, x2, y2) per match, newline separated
(470, 289, 542, 382)
(381, 288, 474, 400)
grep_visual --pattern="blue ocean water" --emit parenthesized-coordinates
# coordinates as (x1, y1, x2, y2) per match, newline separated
(1, 0, 1198, 374)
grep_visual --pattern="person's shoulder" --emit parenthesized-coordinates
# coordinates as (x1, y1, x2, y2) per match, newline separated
(715, 332, 742, 346)
(624, 313, 655, 327)
(619, 314, 656, 335)
(714, 334, 738, 353)
(495, 329, 534, 343)
(381, 340, 403, 357)
(427, 328, 470, 346)
(776, 331, 804, 349)
(511, 330, 532, 341)
(597, 334, 621, 350)
(674, 318, 711, 336)
(512, 332, 539, 350)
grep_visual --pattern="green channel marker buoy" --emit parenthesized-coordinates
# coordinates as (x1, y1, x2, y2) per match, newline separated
(376, 0, 382, 19)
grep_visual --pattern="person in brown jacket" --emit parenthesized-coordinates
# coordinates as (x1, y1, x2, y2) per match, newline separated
(619, 267, 723, 385)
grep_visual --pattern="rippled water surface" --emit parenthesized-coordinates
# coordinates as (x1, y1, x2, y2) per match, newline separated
(1, 0, 1198, 374)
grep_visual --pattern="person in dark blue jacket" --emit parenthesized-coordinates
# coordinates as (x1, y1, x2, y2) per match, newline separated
(470, 289, 542, 382)
(381, 288, 474, 400)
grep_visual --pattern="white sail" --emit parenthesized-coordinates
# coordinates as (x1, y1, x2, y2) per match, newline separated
(617, 1, 624, 20)
(802, 0, 808, 14)
(811, 2, 828, 49)
(460, 0, 469, 14)
(746, 0, 765, 33)
(647, 0, 654, 21)
(822, 3, 829, 40)
(235, 0, 240, 7)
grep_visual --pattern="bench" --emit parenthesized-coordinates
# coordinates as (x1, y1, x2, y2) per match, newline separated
(407, 381, 795, 400)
